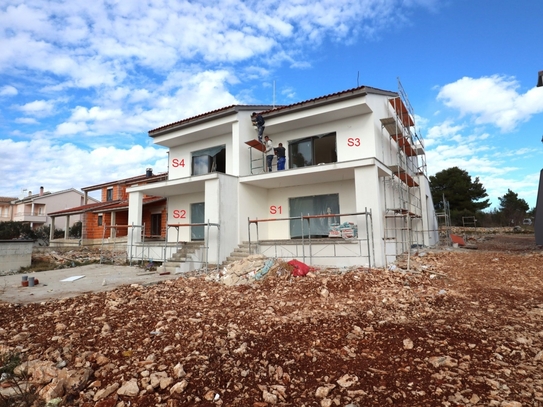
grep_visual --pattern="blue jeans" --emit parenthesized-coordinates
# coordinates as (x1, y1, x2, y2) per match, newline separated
(277, 156, 286, 171)
(266, 155, 274, 172)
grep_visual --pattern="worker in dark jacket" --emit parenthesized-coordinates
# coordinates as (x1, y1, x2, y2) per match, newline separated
(276, 143, 286, 170)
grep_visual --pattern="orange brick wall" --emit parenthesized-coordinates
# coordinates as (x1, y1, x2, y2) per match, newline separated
(83, 212, 107, 240)
(100, 185, 128, 202)
(141, 203, 167, 237)
(83, 207, 166, 240)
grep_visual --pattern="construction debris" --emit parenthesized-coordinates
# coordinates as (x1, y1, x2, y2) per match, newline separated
(0, 234, 542, 406)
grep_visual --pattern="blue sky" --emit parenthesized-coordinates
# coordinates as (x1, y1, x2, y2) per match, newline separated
(1, 0, 542, 209)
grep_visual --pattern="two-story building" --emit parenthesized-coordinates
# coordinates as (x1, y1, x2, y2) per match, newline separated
(8, 187, 91, 230)
(0, 197, 16, 223)
(127, 84, 439, 268)
(48, 170, 168, 246)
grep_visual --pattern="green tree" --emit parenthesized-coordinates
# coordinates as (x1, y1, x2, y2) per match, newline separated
(0, 221, 34, 239)
(498, 189, 529, 226)
(430, 167, 490, 211)
(430, 167, 490, 226)
(70, 221, 82, 238)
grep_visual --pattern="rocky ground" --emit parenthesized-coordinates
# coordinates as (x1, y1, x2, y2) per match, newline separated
(1, 233, 542, 407)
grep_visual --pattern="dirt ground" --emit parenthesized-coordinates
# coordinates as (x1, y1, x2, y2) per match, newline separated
(1, 233, 542, 407)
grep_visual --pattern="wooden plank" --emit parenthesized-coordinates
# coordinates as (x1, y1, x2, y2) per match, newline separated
(245, 139, 265, 152)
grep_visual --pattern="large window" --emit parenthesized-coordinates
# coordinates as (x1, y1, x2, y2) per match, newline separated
(289, 193, 339, 238)
(289, 132, 337, 169)
(106, 188, 113, 201)
(192, 145, 226, 176)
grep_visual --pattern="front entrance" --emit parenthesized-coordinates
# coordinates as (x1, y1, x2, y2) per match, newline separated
(191, 202, 205, 241)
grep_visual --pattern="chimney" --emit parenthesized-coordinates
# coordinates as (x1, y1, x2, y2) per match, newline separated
(146, 168, 153, 178)
(28, 190, 32, 197)
(39, 186, 44, 196)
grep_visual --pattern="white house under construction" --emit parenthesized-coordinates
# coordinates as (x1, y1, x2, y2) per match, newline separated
(127, 82, 439, 269)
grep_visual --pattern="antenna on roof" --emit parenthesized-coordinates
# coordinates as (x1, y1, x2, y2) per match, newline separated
(273, 80, 276, 108)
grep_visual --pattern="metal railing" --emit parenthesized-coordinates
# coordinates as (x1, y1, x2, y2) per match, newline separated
(248, 209, 374, 267)
(165, 221, 220, 272)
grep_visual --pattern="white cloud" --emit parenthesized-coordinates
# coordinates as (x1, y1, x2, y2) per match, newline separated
(0, 137, 168, 198)
(15, 117, 38, 124)
(437, 75, 543, 132)
(0, 85, 18, 96)
(16, 99, 55, 117)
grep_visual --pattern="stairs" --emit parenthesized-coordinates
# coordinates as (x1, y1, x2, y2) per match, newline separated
(161, 242, 205, 273)
(220, 242, 253, 267)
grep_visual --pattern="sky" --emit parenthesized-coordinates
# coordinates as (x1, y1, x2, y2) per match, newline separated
(1, 0, 542, 209)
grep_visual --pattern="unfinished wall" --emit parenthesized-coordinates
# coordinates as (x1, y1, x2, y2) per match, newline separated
(0, 240, 33, 272)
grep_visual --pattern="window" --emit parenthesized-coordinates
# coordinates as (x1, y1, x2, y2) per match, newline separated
(106, 188, 113, 201)
(289, 194, 339, 238)
(151, 213, 162, 236)
(97, 214, 103, 226)
(192, 145, 226, 175)
(191, 202, 205, 241)
(289, 132, 337, 169)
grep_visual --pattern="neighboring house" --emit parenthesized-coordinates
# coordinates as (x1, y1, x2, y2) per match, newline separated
(0, 196, 16, 223)
(127, 84, 439, 267)
(8, 187, 93, 230)
(48, 170, 168, 245)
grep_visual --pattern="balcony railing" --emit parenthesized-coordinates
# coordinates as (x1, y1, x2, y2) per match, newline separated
(12, 211, 47, 223)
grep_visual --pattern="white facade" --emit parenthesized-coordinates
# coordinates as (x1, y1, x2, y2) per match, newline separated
(128, 86, 438, 267)
(10, 188, 92, 230)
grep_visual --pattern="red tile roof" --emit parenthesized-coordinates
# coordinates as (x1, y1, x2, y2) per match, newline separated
(48, 201, 120, 217)
(48, 197, 166, 217)
(148, 105, 273, 136)
(82, 172, 168, 191)
(148, 85, 396, 136)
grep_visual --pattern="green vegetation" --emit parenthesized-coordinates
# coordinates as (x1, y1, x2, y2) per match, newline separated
(0, 352, 42, 407)
(430, 167, 534, 227)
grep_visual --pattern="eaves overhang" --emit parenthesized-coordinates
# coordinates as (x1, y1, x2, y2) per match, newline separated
(148, 105, 273, 138)
(261, 86, 397, 120)
(127, 173, 220, 198)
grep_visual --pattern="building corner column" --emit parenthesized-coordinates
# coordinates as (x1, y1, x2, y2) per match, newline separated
(128, 192, 144, 245)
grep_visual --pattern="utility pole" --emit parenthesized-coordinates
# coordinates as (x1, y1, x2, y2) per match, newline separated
(535, 71, 543, 245)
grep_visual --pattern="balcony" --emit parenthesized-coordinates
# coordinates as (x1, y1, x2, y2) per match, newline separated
(12, 211, 47, 224)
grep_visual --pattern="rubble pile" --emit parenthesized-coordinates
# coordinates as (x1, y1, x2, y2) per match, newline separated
(30, 247, 127, 270)
(0, 234, 542, 406)
(210, 255, 299, 286)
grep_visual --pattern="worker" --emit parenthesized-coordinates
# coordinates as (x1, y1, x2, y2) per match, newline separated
(264, 136, 274, 172)
(276, 142, 286, 170)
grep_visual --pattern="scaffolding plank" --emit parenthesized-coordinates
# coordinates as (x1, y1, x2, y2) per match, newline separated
(388, 165, 419, 187)
(380, 117, 402, 136)
(389, 97, 415, 127)
(391, 135, 417, 156)
(245, 139, 266, 152)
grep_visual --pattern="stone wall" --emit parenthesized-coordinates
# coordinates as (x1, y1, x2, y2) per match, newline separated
(0, 240, 33, 272)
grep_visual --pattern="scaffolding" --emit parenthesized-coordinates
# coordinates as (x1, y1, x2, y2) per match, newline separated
(164, 221, 221, 272)
(247, 210, 375, 267)
(100, 223, 145, 265)
(245, 140, 267, 174)
(381, 79, 426, 263)
(435, 195, 452, 246)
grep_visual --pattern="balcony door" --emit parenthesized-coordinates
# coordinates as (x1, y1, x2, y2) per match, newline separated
(191, 202, 205, 241)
